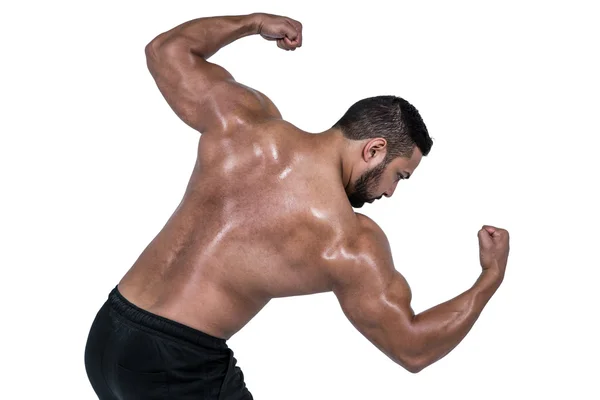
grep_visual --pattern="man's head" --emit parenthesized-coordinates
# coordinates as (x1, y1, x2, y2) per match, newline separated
(332, 95, 433, 208)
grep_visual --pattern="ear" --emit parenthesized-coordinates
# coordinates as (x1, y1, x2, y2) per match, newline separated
(362, 138, 388, 163)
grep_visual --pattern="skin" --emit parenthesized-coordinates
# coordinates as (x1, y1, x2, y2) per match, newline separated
(118, 12, 510, 374)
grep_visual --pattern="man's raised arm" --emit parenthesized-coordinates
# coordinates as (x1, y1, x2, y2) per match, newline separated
(331, 214, 509, 373)
(144, 13, 302, 134)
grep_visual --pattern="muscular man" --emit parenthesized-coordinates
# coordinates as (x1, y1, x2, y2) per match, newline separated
(85, 12, 510, 400)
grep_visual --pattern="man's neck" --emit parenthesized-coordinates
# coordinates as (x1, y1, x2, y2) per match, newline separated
(314, 127, 356, 193)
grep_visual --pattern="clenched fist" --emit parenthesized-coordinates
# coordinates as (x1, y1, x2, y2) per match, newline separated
(478, 225, 510, 279)
(254, 12, 303, 51)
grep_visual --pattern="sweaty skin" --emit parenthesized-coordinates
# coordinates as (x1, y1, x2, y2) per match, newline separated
(118, 13, 509, 374)
(119, 120, 373, 336)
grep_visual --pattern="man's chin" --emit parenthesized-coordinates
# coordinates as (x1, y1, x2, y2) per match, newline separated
(349, 200, 365, 208)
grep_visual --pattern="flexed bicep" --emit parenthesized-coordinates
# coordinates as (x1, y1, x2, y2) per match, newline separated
(330, 213, 421, 372)
(145, 35, 281, 135)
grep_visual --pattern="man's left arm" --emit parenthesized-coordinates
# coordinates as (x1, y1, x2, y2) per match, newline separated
(145, 13, 302, 135)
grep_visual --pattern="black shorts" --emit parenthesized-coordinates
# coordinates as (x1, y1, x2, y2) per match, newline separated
(84, 285, 253, 400)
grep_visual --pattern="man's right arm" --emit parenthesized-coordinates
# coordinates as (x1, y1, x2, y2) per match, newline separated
(144, 13, 301, 135)
(331, 214, 508, 373)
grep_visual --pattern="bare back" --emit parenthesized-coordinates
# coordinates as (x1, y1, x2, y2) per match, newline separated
(118, 120, 361, 339)
(115, 14, 507, 374)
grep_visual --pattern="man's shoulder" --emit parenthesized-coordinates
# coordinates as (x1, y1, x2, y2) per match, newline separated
(328, 212, 390, 262)
(351, 213, 392, 259)
(355, 212, 375, 227)
(324, 212, 394, 293)
(354, 213, 386, 238)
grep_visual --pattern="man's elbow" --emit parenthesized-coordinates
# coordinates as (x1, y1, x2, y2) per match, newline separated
(405, 360, 427, 374)
(396, 346, 429, 374)
(145, 32, 181, 60)
(144, 39, 162, 64)
(396, 355, 426, 374)
(145, 35, 166, 60)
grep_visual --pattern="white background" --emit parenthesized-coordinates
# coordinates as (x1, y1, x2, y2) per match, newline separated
(2, 0, 599, 399)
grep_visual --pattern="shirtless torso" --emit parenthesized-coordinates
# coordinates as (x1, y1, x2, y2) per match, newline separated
(118, 120, 363, 340)
(116, 12, 509, 374)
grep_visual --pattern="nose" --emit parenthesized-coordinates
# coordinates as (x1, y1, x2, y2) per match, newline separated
(384, 182, 398, 198)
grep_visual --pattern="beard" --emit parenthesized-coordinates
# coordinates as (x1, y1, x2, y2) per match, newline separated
(347, 161, 387, 208)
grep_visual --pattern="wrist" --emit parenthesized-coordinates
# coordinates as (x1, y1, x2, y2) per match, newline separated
(245, 13, 263, 35)
(479, 268, 504, 290)
(469, 270, 502, 308)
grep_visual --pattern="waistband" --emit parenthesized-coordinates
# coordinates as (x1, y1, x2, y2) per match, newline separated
(108, 285, 228, 351)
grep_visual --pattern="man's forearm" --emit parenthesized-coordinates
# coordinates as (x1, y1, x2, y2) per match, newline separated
(409, 270, 503, 371)
(150, 14, 260, 59)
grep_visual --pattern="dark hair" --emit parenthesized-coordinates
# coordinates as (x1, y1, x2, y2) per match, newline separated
(332, 95, 433, 162)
